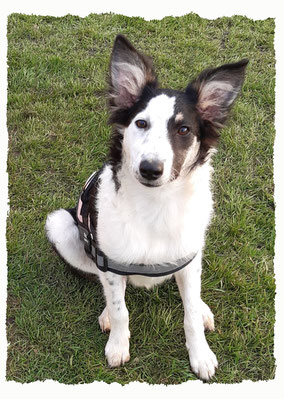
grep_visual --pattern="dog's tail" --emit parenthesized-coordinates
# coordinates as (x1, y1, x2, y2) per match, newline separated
(45, 209, 99, 278)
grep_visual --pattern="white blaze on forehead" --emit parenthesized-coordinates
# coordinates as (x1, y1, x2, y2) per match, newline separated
(125, 94, 176, 183)
(137, 94, 176, 125)
(132, 94, 176, 159)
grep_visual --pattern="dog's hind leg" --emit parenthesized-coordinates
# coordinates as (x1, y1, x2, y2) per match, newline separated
(45, 209, 99, 276)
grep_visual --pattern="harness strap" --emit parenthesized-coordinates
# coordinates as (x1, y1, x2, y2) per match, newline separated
(91, 246, 197, 276)
(76, 168, 197, 277)
(76, 170, 101, 257)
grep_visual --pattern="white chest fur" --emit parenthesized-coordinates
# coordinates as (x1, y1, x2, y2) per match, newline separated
(96, 164, 213, 288)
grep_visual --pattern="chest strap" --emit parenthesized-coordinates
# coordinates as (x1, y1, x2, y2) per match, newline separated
(76, 168, 197, 277)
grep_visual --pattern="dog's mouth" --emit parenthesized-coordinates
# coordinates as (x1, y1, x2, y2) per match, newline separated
(140, 181, 162, 188)
(136, 176, 165, 188)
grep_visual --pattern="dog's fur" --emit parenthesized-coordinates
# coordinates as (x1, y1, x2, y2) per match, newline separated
(45, 35, 248, 381)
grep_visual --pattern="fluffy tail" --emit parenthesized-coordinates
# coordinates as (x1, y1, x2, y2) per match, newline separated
(45, 209, 99, 276)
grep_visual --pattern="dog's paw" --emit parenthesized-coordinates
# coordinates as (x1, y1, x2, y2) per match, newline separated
(105, 335, 130, 367)
(201, 300, 215, 331)
(189, 343, 218, 381)
(98, 307, 111, 332)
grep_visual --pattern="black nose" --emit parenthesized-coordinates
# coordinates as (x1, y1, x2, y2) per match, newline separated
(139, 160, 164, 181)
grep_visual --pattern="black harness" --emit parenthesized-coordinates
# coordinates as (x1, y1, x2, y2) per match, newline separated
(75, 168, 197, 277)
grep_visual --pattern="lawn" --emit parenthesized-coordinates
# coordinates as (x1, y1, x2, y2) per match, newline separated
(6, 13, 275, 384)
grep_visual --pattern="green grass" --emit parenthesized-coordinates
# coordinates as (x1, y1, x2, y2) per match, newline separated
(6, 13, 275, 384)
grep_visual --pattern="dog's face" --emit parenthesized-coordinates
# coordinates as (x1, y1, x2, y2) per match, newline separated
(108, 35, 248, 187)
(121, 91, 202, 187)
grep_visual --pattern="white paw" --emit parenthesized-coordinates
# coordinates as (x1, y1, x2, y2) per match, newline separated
(98, 307, 111, 332)
(189, 343, 218, 381)
(201, 300, 215, 331)
(105, 334, 130, 367)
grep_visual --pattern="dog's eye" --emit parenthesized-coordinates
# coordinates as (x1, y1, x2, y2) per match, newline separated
(135, 120, 147, 129)
(177, 126, 190, 136)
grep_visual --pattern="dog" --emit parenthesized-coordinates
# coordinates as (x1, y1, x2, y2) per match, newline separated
(45, 35, 248, 381)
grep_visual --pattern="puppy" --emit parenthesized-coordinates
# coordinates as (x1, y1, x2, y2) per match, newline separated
(45, 35, 248, 380)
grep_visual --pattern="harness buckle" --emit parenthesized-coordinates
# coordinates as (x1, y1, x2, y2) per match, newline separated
(78, 224, 92, 254)
(95, 248, 108, 272)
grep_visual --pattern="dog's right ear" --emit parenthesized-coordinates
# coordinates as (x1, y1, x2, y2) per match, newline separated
(109, 35, 157, 109)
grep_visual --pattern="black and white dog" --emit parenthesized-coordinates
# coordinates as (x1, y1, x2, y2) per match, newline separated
(45, 35, 248, 380)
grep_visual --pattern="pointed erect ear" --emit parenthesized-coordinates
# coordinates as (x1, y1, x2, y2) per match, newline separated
(109, 35, 157, 109)
(187, 59, 249, 127)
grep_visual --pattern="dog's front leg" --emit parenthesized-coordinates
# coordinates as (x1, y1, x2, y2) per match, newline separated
(99, 272, 130, 367)
(175, 253, 218, 380)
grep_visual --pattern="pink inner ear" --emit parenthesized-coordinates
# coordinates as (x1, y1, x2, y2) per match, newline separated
(198, 84, 233, 122)
(198, 91, 222, 121)
(112, 61, 146, 107)
(198, 104, 220, 121)
(116, 86, 138, 107)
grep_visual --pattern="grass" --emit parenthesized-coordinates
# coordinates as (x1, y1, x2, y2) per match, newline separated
(6, 13, 275, 384)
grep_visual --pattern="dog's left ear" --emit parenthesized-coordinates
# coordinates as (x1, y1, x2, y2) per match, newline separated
(187, 59, 249, 127)
(109, 35, 157, 109)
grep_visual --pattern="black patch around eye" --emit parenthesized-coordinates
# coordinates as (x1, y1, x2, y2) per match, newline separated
(177, 126, 190, 135)
(165, 91, 201, 179)
(168, 119, 195, 178)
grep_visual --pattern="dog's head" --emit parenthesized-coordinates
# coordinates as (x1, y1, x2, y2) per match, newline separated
(108, 35, 248, 188)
